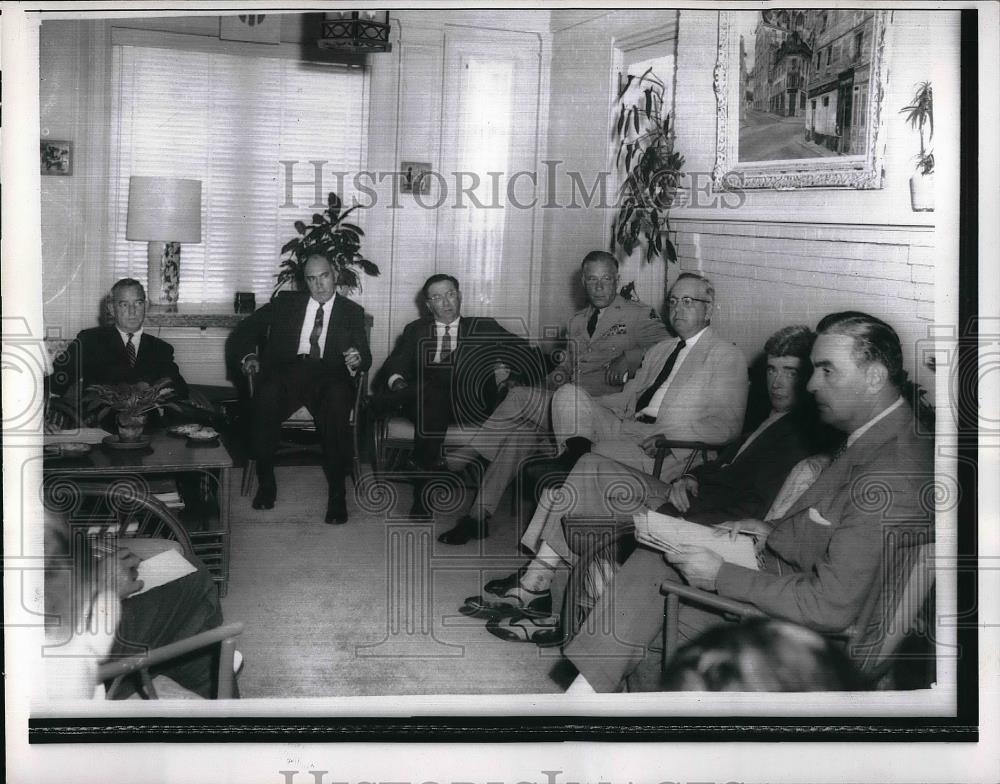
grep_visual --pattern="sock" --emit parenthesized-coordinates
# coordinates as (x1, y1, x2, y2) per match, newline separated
(520, 544, 563, 592)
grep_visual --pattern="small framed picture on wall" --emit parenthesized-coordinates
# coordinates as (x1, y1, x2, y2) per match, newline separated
(400, 161, 432, 195)
(40, 140, 73, 176)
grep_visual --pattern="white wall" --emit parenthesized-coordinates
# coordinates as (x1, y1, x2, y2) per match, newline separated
(538, 9, 957, 399)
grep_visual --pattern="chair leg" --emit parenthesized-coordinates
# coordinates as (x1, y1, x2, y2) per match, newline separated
(241, 459, 256, 497)
(663, 593, 680, 672)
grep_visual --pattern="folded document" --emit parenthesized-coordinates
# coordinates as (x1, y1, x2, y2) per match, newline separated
(133, 549, 198, 596)
(633, 509, 760, 571)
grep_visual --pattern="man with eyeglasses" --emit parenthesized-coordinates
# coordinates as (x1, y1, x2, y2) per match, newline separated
(436, 250, 668, 545)
(377, 273, 542, 523)
(50, 278, 189, 420)
(550, 272, 747, 480)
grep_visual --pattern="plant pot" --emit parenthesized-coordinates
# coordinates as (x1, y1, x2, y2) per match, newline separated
(910, 172, 934, 212)
(117, 413, 148, 443)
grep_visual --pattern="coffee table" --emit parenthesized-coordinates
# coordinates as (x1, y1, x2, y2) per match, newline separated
(44, 431, 234, 595)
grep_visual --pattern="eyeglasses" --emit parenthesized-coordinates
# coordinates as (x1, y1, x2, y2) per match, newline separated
(584, 275, 617, 285)
(115, 300, 147, 311)
(427, 290, 459, 304)
(667, 296, 711, 308)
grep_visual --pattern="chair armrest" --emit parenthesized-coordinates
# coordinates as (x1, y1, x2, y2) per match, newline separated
(660, 580, 767, 619)
(97, 622, 245, 691)
(652, 438, 736, 479)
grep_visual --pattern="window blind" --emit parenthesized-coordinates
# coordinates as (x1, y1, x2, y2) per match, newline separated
(109, 45, 368, 303)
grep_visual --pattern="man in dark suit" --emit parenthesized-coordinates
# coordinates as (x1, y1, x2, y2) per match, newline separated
(462, 324, 828, 632)
(563, 311, 935, 692)
(376, 273, 542, 529)
(229, 255, 372, 524)
(50, 278, 189, 412)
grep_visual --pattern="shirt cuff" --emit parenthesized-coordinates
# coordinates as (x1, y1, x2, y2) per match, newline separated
(387, 373, 404, 388)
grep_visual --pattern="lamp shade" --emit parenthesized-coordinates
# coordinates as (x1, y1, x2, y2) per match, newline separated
(126, 176, 203, 242)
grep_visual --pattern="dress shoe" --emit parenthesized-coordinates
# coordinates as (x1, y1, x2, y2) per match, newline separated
(483, 565, 527, 596)
(437, 514, 489, 545)
(252, 481, 276, 510)
(459, 586, 552, 619)
(325, 494, 348, 525)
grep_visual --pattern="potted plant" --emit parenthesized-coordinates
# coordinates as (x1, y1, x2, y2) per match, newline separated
(84, 379, 181, 441)
(900, 81, 933, 212)
(611, 67, 686, 285)
(274, 191, 380, 296)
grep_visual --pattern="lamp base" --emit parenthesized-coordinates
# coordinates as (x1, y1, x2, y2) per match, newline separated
(147, 241, 181, 310)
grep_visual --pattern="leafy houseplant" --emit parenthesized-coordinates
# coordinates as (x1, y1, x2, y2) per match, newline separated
(274, 191, 380, 296)
(84, 379, 180, 441)
(611, 67, 686, 273)
(900, 81, 934, 211)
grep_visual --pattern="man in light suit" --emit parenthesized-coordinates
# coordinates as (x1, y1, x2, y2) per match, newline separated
(376, 273, 542, 530)
(551, 272, 748, 479)
(461, 325, 824, 634)
(229, 255, 372, 524)
(51, 278, 189, 417)
(564, 311, 935, 692)
(442, 251, 668, 545)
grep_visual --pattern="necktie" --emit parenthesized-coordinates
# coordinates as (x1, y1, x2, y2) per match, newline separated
(439, 324, 453, 363)
(634, 338, 686, 413)
(126, 333, 136, 367)
(586, 308, 600, 338)
(309, 304, 324, 359)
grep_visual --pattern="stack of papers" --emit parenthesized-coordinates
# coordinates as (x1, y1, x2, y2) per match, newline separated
(132, 549, 198, 596)
(633, 509, 760, 571)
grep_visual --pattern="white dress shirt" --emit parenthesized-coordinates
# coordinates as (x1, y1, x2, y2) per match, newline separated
(638, 326, 708, 417)
(846, 396, 904, 449)
(432, 318, 461, 364)
(116, 327, 143, 358)
(296, 294, 336, 357)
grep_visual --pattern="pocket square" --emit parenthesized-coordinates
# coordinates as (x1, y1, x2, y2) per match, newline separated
(808, 507, 833, 527)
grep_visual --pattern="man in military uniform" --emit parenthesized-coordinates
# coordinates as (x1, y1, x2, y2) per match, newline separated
(438, 250, 668, 544)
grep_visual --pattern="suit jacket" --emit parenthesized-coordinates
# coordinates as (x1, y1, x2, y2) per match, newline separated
(227, 291, 372, 378)
(379, 315, 543, 425)
(51, 326, 188, 400)
(715, 401, 934, 632)
(677, 410, 820, 526)
(552, 297, 669, 397)
(599, 327, 748, 462)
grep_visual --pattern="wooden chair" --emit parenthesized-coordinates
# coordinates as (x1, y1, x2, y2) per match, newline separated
(240, 309, 373, 495)
(47, 481, 197, 557)
(660, 523, 935, 687)
(372, 416, 479, 473)
(99, 622, 244, 699)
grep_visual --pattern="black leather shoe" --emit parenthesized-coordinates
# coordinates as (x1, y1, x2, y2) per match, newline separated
(325, 494, 348, 525)
(484, 565, 527, 596)
(252, 481, 276, 510)
(437, 514, 489, 545)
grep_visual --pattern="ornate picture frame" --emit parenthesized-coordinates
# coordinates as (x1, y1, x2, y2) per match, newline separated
(712, 9, 890, 191)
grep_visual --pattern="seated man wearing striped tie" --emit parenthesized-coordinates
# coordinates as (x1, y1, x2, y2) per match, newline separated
(231, 254, 372, 524)
(49, 277, 190, 427)
(377, 273, 541, 524)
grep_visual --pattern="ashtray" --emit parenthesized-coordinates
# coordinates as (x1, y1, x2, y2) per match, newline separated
(44, 442, 92, 458)
(168, 424, 203, 438)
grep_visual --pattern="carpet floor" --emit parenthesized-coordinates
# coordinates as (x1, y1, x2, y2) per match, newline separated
(220, 465, 571, 697)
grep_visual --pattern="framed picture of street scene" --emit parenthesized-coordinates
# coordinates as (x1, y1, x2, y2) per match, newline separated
(713, 9, 890, 190)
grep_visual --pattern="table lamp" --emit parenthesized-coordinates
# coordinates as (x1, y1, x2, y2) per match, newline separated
(126, 176, 202, 309)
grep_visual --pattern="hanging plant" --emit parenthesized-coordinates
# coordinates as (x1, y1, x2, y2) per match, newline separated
(274, 191, 380, 296)
(611, 67, 686, 265)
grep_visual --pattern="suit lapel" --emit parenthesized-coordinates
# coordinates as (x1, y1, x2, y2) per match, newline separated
(782, 403, 909, 519)
(657, 328, 714, 411)
(321, 295, 344, 355)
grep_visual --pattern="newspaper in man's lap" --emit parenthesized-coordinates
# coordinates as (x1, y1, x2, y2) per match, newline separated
(633, 509, 760, 571)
